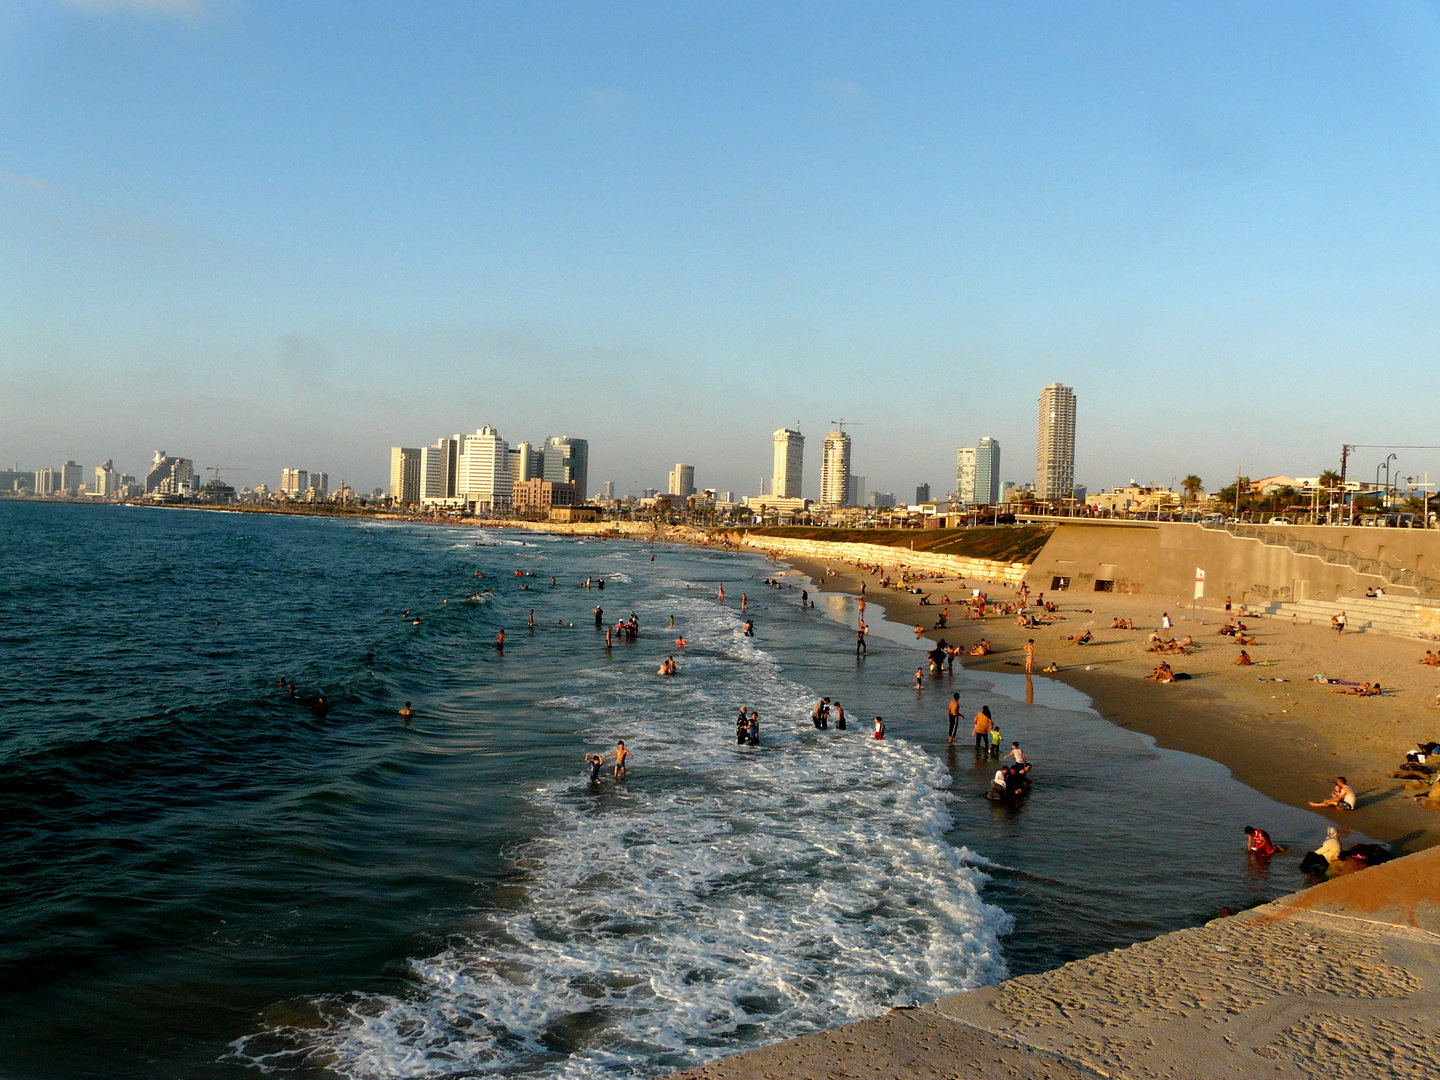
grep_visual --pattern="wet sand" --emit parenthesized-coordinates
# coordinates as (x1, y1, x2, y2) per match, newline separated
(778, 552, 1440, 853)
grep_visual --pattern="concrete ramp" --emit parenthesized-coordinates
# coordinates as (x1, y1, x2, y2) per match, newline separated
(673, 846, 1440, 1080)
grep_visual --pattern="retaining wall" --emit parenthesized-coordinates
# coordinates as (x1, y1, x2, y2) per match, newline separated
(738, 535, 1028, 585)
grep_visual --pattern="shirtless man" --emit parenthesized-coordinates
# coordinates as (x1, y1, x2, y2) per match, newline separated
(602, 740, 633, 780)
(398, 701, 414, 719)
(1024, 638, 1035, 673)
(1309, 776, 1356, 810)
(946, 693, 962, 744)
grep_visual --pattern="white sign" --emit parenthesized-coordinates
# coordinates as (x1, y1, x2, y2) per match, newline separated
(1194, 567, 1206, 600)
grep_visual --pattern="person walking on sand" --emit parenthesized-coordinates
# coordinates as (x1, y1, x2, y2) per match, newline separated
(1337, 610, 1347, 634)
(972, 705, 994, 753)
(946, 693, 962, 743)
(1162, 612, 1172, 631)
(1309, 776, 1356, 810)
(1024, 638, 1035, 674)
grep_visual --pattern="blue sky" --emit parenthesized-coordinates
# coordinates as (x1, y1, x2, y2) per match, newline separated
(3, 1, 1440, 498)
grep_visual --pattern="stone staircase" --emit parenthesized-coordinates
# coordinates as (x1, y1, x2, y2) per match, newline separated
(1200, 520, 1440, 597)
(1256, 594, 1440, 638)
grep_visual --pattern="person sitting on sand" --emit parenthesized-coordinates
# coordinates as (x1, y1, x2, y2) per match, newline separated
(1235, 650, 1252, 666)
(1111, 618, 1132, 630)
(1067, 630, 1093, 645)
(969, 639, 993, 656)
(1332, 681, 1381, 696)
(1309, 776, 1357, 810)
(1422, 650, 1440, 667)
(1243, 825, 1285, 856)
(1299, 826, 1343, 874)
(1147, 661, 1176, 682)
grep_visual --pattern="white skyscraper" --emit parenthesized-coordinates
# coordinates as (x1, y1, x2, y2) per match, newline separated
(389, 447, 420, 504)
(419, 436, 458, 504)
(1036, 383, 1077, 502)
(93, 460, 119, 498)
(455, 426, 512, 510)
(820, 429, 851, 506)
(956, 447, 977, 504)
(34, 468, 57, 495)
(514, 441, 540, 481)
(668, 463, 695, 498)
(771, 428, 804, 498)
(280, 468, 308, 497)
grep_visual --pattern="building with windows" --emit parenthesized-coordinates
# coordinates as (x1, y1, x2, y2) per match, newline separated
(389, 447, 421, 504)
(869, 491, 896, 508)
(92, 460, 119, 498)
(771, 428, 804, 499)
(280, 468, 309, 497)
(34, 468, 57, 495)
(955, 448, 975, 505)
(820, 429, 851, 506)
(542, 436, 588, 501)
(513, 478, 579, 513)
(62, 461, 82, 496)
(974, 437, 1000, 505)
(455, 426, 512, 510)
(668, 463, 695, 498)
(420, 436, 459, 505)
(915, 483, 930, 504)
(847, 474, 866, 507)
(146, 451, 195, 495)
(1036, 383, 1077, 502)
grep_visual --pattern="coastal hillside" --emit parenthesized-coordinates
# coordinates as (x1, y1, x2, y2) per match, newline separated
(748, 526, 1054, 565)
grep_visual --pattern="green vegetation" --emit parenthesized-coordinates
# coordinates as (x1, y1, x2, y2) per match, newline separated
(749, 525, 1053, 564)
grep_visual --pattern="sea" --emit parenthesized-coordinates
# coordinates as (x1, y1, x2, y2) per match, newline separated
(0, 501, 1334, 1079)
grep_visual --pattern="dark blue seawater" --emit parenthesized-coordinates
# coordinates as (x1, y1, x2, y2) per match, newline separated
(0, 503, 1332, 1079)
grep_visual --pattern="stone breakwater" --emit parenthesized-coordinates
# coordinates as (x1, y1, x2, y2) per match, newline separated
(736, 534, 1029, 586)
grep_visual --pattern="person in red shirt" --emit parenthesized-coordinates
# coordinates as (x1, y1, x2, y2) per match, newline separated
(1244, 826, 1285, 856)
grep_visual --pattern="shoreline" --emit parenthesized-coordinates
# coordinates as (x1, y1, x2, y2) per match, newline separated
(777, 551, 1440, 854)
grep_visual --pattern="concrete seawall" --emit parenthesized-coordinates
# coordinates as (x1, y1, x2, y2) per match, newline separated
(737, 535, 1028, 586)
(1027, 520, 1440, 607)
(675, 845, 1440, 1080)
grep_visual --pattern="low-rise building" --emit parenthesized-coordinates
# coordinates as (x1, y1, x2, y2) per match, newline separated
(549, 505, 600, 523)
(514, 478, 579, 513)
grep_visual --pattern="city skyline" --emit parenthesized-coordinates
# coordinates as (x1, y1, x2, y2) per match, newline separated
(6, 6, 1440, 496)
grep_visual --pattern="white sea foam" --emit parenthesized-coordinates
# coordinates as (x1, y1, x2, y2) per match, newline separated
(230, 577, 1010, 1079)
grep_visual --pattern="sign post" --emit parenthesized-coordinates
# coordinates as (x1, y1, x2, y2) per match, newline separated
(1193, 567, 1206, 621)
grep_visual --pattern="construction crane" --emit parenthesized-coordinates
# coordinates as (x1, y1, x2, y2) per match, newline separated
(206, 465, 250, 488)
(828, 418, 864, 434)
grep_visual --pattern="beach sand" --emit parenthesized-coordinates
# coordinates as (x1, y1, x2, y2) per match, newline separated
(779, 552, 1440, 853)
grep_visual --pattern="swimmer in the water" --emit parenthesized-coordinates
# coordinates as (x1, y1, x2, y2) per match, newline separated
(585, 752, 605, 783)
(529, 609, 535, 629)
(398, 701, 414, 719)
(602, 739, 632, 779)
(669, 615, 675, 628)
(873, 716, 885, 739)
(675, 637, 687, 647)
(743, 619, 754, 637)
(310, 696, 329, 718)
(496, 629, 505, 648)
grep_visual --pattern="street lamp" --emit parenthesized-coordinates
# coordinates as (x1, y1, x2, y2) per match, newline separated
(1384, 454, 1397, 511)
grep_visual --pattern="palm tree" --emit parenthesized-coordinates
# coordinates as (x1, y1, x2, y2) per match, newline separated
(1317, 469, 1342, 522)
(1181, 475, 1203, 504)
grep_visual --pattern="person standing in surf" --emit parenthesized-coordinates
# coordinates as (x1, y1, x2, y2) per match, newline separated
(946, 693, 961, 743)
(972, 705, 994, 753)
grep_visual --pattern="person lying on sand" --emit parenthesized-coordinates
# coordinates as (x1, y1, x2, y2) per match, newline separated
(1066, 630, 1093, 645)
(1332, 681, 1382, 696)
(1111, 618, 1134, 629)
(1236, 634, 1258, 646)
(1309, 776, 1357, 810)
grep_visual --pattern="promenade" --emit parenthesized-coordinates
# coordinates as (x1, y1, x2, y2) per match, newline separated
(675, 845, 1440, 1079)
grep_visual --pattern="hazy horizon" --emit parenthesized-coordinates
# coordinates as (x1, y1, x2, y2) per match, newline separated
(5, 2, 1440, 499)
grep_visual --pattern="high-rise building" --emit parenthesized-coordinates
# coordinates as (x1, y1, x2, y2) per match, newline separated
(956, 447, 976, 504)
(61, 461, 82, 496)
(975, 437, 1000, 505)
(915, 483, 931, 504)
(455, 426, 512, 510)
(93, 460, 119, 498)
(772, 428, 804, 499)
(34, 468, 57, 495)
(513, 441, 540, 482)
(542, 436, 588, 501)
(145, 451, 194, 494)
(602, 480, 614, 500)
(281, 468, 308, 497)
(310, 472, 329, 498)
(847, 474, 865, 507)
(389, 447, 421, 504)
(668, 463, 695, 498)
(1036, 383, 1077, 502)
(820, 429, 851, 505)
(869, 491, 896, 508)
(420, 436, 458, 504)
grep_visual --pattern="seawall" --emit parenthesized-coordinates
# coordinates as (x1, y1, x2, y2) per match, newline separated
(736, 534, 1028, 586)
(675, 844, 1440, 1080)
(1027, 520, 1440, 606)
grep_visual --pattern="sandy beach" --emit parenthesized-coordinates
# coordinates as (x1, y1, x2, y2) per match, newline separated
(779, 551, 1440, 853)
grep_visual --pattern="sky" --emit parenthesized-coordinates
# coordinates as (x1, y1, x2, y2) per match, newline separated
(3, 1, 1440, 500)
